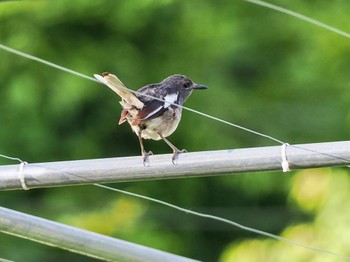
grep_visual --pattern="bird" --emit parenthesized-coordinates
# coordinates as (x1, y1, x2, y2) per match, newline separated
(94, 72, 208, 165)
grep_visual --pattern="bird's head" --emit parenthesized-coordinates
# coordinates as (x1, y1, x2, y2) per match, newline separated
(161, 74, 208, 105)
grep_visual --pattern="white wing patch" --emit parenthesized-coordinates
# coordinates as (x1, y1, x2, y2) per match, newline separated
(142, 106, 163, 120)
(141, 92, 178, 120)
(164, 93, 178, 108)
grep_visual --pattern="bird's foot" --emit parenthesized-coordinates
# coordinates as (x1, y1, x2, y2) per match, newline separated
(172, 149, 187, 165)
(142, 151, 153, 167)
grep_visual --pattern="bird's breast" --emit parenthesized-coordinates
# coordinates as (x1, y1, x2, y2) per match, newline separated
(138, 107, 182, 140)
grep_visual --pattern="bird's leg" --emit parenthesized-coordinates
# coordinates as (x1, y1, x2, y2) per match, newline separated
(137, 131, 153, 166)
(158, 133, 186, 164)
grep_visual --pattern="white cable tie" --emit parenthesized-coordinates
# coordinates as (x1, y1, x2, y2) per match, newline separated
(281, 143, 291, 172)
(18, 161, 29, 190)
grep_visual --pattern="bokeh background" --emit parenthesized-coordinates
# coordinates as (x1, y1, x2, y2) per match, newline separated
(0, 1, 349, 261)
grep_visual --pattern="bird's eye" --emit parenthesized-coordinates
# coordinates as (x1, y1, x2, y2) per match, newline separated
(183, 81, 191, 89)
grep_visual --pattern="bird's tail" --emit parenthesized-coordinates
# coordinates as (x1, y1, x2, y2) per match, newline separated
(94, 72, 144, 109)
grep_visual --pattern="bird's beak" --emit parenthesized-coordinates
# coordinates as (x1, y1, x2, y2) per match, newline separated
(193, 83, 208, 90)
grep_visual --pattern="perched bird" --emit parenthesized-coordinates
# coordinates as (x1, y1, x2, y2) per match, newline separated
(94, 72, 207, 165)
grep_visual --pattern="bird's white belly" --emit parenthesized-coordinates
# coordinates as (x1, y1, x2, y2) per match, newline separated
(130, 107, 182, 140)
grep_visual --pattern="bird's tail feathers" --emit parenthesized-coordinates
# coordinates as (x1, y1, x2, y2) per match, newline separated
(94, 72, 144, 109)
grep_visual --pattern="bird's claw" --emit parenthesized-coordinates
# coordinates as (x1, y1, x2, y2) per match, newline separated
(172, 149, 187, 165)
(142, 151, 153, 167)
(142, 149, 186, 165)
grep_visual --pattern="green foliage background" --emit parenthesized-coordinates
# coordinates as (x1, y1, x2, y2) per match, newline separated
(0, 1, 349, 261)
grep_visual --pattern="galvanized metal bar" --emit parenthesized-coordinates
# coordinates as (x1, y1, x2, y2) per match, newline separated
(0, 206, 197, 262)
(0, 141, 349, 191)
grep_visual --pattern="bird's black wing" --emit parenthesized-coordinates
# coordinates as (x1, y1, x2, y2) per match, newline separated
(135, 83, 179, 122)
(136, 99, 168, 121)
(135, 84, 161, 103)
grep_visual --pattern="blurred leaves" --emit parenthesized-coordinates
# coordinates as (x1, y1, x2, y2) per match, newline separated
(60, 197, 147, 236)
(290, 169, 331, 212)
(0, 0, 349, 261)
(220, 169, 350, 262)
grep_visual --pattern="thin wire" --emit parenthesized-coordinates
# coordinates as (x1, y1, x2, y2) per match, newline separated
(181, 105, 285, 144)
(94, 76, 286, 144)
(244, 0, 350, 39)
(0, 153, 24, 163)
(94, 183, 350, 261)
(0, 43, 285, 145)
(0, 44, 97, 83)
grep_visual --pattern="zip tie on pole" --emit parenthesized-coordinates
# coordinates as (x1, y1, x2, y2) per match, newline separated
(281, 143, 291, 172)
(18, 161, 29, 190)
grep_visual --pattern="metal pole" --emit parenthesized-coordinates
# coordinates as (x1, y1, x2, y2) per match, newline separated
(0, 206, 197, 262)
(0, 141, 350, 191)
